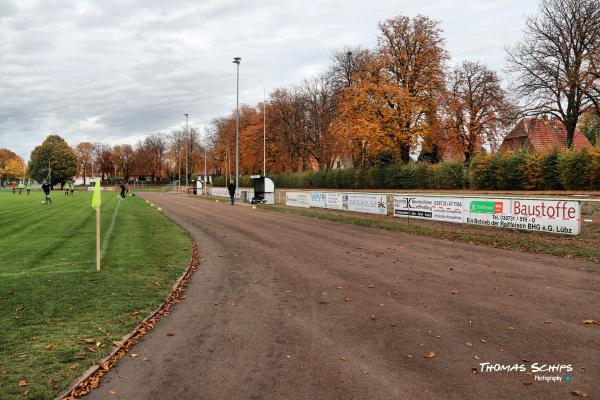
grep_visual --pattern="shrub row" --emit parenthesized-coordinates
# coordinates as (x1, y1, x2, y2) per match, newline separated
(470, 148, 600, 190)
(211, 148, 600, 191)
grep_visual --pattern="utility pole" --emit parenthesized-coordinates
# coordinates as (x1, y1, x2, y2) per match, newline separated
(204, 143, 207, 194)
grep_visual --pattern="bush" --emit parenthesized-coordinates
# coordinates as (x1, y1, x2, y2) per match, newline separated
(541, 150, 562, 190)
(558, 149, 591, 190)
(429, 162, 467, 189)
(523, 152, 544, 190)
(470, 153, 495, 189)
(587, 146, 600, 189)
(211, 149, 599, 191)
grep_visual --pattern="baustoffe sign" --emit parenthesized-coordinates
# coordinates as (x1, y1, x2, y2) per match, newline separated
(463, 198, 580, 235)
(393, 196, 463, 223)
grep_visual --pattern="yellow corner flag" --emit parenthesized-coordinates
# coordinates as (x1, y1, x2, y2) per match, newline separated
(92, 179, 101, 271)
(92, 178, 101, 209)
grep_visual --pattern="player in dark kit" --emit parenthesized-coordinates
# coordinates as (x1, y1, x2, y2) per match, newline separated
(41, 180, 52, 204)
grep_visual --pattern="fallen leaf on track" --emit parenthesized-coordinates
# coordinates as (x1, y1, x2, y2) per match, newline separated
(424, 352, 436, 359)
(465, 342, 473, 347)
(166, 332, 175, 336)
(506, 326, 515, 331)
(370, 314, 377, 320)
(343, 296, 352, 302)
(130, 353, 139, 358)
(480, 339, 487, 343)
(112, 341, 124, 348)
(451, 290, 459, 294)
(572, 390, 588, 397)
(581, 320, 598, 325)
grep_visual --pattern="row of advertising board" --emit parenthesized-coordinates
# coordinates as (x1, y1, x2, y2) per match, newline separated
(285, 192, 581, 235)
(286, 192, 388, 215)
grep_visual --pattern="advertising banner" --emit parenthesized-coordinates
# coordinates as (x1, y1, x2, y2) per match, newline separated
(286, 192, 310, 208)
(393, 195, 463, 223)
(463, 198, 580, 235)
(309, 192, 327, 208)
(210, 187, 229, 197)
(326, 193, 343, 209)
(342, 193, 387, 215)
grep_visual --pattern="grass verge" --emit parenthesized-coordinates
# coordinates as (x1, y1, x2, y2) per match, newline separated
(0, 190, 191, 400)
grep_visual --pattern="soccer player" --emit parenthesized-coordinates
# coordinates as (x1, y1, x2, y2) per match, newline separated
(42, 180, 52, 204)
(18, 181, 23, 195)
(25, 181, 31, 195)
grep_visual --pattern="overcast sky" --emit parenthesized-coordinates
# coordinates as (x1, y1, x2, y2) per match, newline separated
(0, 0, 539, 160)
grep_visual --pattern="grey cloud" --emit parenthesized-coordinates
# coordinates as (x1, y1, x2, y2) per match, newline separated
(0, 0, 538, 160)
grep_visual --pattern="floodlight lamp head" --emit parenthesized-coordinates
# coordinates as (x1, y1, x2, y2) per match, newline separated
(233, 57, 241, 64)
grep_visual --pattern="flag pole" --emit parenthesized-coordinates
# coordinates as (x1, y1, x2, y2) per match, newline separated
(92, 178, 102, 271)
(96, 206, 101, 271)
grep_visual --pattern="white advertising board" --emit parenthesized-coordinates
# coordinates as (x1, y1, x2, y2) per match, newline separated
(309, 192, 327, 208)
(286, 192, 310, 208)
(210, 187, 229, 197)
(393, 195, 463, 223)
(326, 193, 343, 209)
(342, 193, 387, 215)
(463, 198, 580, 235)
(209, 187, 253, 199)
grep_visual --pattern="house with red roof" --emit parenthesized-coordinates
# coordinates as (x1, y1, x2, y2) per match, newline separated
(500, 117, 593, 152)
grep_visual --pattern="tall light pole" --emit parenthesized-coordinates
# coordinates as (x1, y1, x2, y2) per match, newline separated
(184, 113, 189, 193)
(233, 57, 241, 187)
(204, 142, 207, 195)
(263, 87, 266, 176)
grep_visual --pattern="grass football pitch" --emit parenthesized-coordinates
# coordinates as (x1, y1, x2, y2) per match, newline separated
(0, 189, 191, 399)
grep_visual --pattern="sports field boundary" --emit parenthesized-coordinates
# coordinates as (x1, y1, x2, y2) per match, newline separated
(56, 240, 200, 400)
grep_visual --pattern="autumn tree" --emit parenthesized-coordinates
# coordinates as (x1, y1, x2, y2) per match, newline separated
(28, 135, 78, 186)
(141, 134, 167, 181)
(75, 142, 95, 184)
(579, 111, 600, 145)
(0, 148, 21, 181)
(507, 0, 600, 148)
(327, 47, 372, 91)
(94, 144, 114, 181)
(333, 15, 448, 166)
(302, 76, 341, 170)
(2, 156, 26, 180)
(444, 61, 518, 165)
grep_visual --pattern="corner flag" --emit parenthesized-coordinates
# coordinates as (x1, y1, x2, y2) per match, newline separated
(92, 178, 101, 209)
(92, 179, 101, 271)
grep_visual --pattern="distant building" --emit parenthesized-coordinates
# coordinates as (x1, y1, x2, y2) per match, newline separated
(500, 117, 593, 152)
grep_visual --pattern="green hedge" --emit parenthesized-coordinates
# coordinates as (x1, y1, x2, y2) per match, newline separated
(470, 148, 600, 190)
(210, 148, 600, 191)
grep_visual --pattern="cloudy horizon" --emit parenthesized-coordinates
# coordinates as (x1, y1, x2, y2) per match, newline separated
(0, 0, 539, 160)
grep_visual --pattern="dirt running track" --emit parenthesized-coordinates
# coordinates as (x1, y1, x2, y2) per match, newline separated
(85, 193, 599, 400)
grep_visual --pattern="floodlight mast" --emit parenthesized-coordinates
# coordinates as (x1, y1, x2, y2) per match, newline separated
(232, 57, 241, 188)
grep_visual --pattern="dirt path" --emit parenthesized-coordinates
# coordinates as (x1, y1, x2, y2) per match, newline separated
(85, 193, 599, 400)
